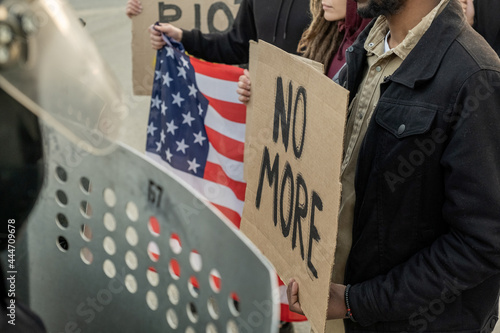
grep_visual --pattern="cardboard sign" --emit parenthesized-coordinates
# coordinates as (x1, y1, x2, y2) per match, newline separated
(131, 0, 240, 95)
(241, 40, 348, 333)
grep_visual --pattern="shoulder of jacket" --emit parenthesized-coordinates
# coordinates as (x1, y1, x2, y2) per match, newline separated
(454, 27, 500, 72)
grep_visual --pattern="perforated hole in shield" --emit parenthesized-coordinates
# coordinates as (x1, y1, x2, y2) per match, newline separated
(126, 201, 139, 222)
(126, 226, 139, 247)
(207, 296, 220, 320)
(166, 308, 179, 329)
(167, 284, 180, 305)
(228, 292, 241, 317)
(125, 250, 138, 270)
(103, 236, 116, 256)
(146, 290, 159, 311)
(103, 212, 117, 232)
(55, 190, 68, 207)
(147, 267, 160, 287)
(187, 302, 199, 323)
(189, 250, 202, 272)
(80, 177, 92, 194)
(148, 216, 161, 237)
(80, 224, 93, 242)
(55, 166, 67, 183)
(169, 233, 182, 254)
(209, 269, 222, 293)
(79, 201, 92, 219)
(227, 319, 239, 333)
(206, 322, 218, 333)
(188, 276, 200, 298)
(169, 259, 181, 280)
(56, 213, 69, 229)
(125, 274, 138, 294)
(103, 259, 116, 278)
(147, 241, 160, 262)
(103, 188, 117, 207)
(80, 247, 93, 265)
(56, 236, 69, 252)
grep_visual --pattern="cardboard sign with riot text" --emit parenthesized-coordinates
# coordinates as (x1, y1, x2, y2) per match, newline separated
(131, 0, 240, 95)
(241, 41, 348, 333)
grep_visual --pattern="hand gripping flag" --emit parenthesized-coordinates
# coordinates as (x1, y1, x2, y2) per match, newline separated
(145, 36, 307, 323)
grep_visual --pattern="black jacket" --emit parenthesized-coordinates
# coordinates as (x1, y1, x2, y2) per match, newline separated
(181, 0, 310, 65)
(473, 0, 500, 56)
(339, 0, 500, 331)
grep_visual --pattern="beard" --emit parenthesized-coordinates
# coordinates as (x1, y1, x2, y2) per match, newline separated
(355, 0, 408, 18)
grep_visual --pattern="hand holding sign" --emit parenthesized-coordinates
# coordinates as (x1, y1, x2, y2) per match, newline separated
(287, 279, 348, 320)
(241, 40, 349, 333)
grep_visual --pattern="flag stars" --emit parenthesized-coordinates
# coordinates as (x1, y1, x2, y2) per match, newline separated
(172, 92, 185, 107)
(155, 70, 161, 80)
(161, 102, 168, 115)
(198, 104, 204, 115)
(188, 84, 198, 97)
(151, 95, 162, 110)
(166, 47, 174, 58)
(182, 112, 195, 127)
(187, 158, 200, 173)
(177, 66, 187, 79)
(175, 139, 189, 154)
(162, 72, 173, 87)
(193, 131, 206, 146)
(180, 56, 190, 68)
(165, 148, 173, 163)
(156, 141, 162, 152)
(166, 120, 178, 135)
(160, 130, 166, 143)
(147, 122, 158, 136)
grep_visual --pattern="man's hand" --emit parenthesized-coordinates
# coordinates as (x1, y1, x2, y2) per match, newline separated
(149, 23, 183, 50)
(287, 279, 349, 320)
(287, 279, 305, 315)
(126, 0, 142, 18)
(237, 69, 251, 104)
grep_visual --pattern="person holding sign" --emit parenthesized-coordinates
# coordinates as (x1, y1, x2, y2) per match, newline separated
(288, 0, 500, 331)
(237, 0, 371, 102)
(146, 0, 311, 65)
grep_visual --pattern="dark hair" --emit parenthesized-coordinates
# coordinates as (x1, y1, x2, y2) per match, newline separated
(297, 0, 345, 74)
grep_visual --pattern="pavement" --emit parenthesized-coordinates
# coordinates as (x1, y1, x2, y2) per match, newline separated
(66, 2, 499, 333)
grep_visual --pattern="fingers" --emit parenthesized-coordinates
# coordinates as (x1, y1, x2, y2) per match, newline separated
(126, 0, 142, 18)
(152, 23, 183, 42)
(237, 72, 252, 104)
(149, 24, 166, 49)
(287, 279, 304, 315)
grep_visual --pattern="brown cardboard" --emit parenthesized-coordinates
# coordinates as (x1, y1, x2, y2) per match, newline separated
(241, 40, 348, 333)
(131, 0, 240, 95)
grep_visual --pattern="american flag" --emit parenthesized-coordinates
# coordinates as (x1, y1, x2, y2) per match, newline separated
(145, 36, 307, 323)
(145, 36, 246, 227)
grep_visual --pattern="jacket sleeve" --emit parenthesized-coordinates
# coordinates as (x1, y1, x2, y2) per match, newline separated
(181, 0, 256, 65)
(349, 69, 500, 327)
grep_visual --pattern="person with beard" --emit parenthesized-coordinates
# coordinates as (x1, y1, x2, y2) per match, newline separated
(287, 0, 500, 332)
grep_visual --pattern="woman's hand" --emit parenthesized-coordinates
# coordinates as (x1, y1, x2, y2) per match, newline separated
(237, 69, 252, 104)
